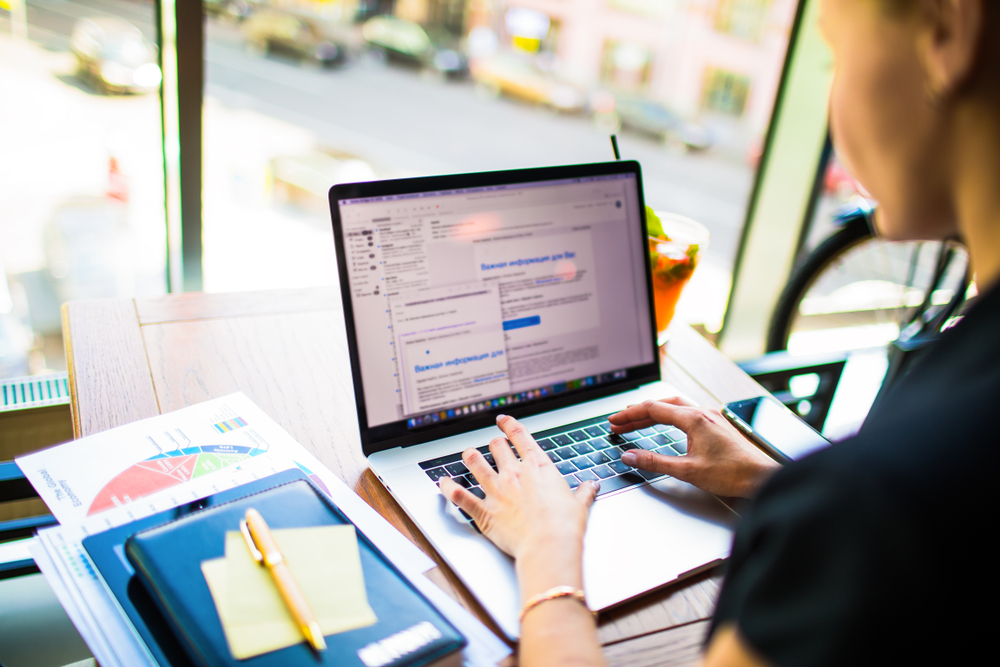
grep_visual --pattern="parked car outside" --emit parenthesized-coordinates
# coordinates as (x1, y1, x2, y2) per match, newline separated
(469, 53, 587, 113)
(361, 16, 467, 78)
(243, 8, 358, 67)
(599, 93, 714, 151)
(69, 17, 161, 95)
(204, 0, 254, 22)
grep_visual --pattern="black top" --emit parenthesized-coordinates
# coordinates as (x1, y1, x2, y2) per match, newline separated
(711, 282, 999, 665)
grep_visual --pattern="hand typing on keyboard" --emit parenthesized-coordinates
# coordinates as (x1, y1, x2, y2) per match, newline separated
(439, 416, 605, 667)
(608, 396, 780, 499)
(438, 414, 599, 562)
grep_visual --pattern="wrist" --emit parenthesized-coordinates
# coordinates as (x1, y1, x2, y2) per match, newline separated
(515, 541, 584, 601)
(741, 459, 781, 498)
(519, 585, 592, 624)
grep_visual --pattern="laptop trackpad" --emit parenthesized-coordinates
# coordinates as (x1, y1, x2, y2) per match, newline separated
(583, 477, 736, 611)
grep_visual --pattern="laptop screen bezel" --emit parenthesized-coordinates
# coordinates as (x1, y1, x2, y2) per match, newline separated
(329, 160, 661, 457)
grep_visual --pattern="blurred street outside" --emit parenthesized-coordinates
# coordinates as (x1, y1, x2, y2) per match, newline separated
(0, 32, 165, 374)
(2, 0, 796, 376)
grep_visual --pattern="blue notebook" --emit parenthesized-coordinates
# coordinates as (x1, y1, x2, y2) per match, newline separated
(124, 479, 466, 667)
(84, 469, 310, 667)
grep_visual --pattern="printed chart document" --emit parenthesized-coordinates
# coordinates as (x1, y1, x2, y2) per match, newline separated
(19, 395, 343, 526)
(18, 393, 510, 667)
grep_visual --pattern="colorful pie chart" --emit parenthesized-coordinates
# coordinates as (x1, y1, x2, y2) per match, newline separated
(88, 444, 329, 515)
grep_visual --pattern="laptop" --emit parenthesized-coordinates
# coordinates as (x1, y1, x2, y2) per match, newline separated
(328, 160, 736, 640)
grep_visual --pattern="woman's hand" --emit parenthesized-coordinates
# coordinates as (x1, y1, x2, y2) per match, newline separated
(609, 396, 780, 499)
(440, 416, 605, 667)
(439, 414, 599, 564)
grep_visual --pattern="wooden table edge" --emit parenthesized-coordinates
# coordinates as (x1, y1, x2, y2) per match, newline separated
(61, 301, 82, 440)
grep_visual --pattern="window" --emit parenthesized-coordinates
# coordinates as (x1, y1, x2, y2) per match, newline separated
(0, 0, 166, 379)
(601, 41, 652, 90)
(1, 0, 806, 380)
(200, 0, 797, 335)
(715, 0, 771, 42)
(702, 67, 751, 116)
(607, 0, 670, 19)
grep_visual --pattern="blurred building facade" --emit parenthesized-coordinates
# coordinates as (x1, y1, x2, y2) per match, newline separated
(395, 0, 796, 140)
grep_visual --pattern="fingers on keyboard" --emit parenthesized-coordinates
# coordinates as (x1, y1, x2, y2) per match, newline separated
(424, 417, 682, 511)
(425, 467, 450, 482)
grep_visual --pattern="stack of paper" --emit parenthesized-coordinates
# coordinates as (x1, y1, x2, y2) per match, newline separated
(17, 393, 511, 667)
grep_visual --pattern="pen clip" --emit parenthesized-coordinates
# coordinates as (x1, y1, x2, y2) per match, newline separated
(239, 519, 264, 564)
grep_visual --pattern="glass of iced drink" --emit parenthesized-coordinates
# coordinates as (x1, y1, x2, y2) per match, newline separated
(647, 210, 710, 343)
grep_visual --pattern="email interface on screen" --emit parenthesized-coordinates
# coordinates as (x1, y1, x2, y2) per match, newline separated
(338, 173, 655, 430)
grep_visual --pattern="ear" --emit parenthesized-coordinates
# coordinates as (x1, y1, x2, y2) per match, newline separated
(918, 0, 985, 98)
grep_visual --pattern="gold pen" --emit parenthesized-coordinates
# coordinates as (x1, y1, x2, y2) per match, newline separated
(240, 508, 327, 652)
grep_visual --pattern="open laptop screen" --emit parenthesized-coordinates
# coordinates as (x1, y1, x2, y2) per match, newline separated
(331, 162, 658, 453)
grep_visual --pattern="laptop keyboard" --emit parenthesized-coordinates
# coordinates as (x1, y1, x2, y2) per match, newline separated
(419, 413, 688, 522)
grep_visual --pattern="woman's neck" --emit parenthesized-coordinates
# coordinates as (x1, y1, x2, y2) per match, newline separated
(954, 103, 1000, 293)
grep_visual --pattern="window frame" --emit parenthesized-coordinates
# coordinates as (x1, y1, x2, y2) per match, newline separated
(157, 0, 203, 292)
(717, 0, 833, 360)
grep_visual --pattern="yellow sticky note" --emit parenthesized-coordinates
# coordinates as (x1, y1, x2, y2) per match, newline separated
(201, 525, 378, 659)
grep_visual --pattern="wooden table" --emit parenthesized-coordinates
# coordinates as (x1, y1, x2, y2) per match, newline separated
(61, 288, 767, 667)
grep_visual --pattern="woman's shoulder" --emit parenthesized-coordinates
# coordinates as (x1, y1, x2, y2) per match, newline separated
(840, 281, 1000, 483)
(878, 279, 1000, 407)
(714, 372, 996, 665)
(760, 364, 997, 532)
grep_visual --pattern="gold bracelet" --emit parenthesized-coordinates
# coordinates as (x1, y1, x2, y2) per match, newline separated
(519, 585, 593, 624)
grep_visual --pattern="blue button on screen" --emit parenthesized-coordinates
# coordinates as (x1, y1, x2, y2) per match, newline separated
(502, 316, 541, 331)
